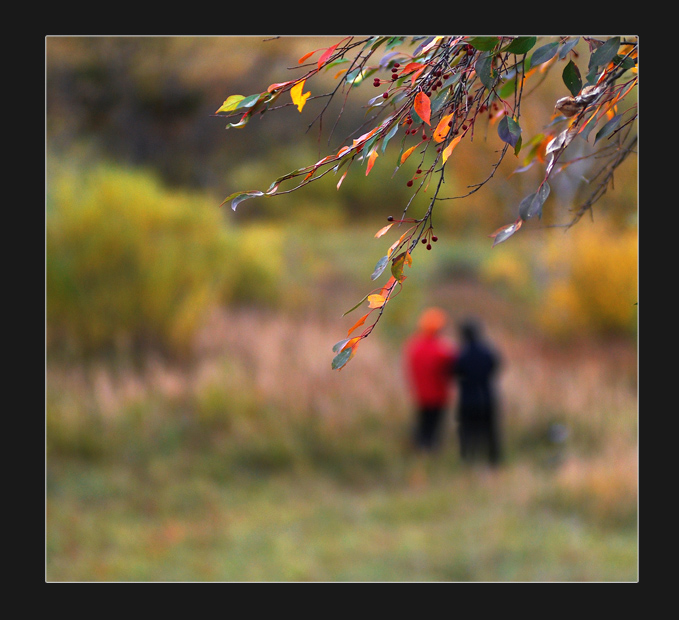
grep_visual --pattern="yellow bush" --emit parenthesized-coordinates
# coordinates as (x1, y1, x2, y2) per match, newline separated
(537, 219, 637, 338)
(46, 163, 282, 357)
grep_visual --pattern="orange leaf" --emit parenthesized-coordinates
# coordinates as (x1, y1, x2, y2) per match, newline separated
(341, 336, 362, 351)
(337, 170, 348, 190)
(366, 149, 379, 176)
(400, 144, 418, 164)
(388, 230, 410, 257)
(347, 313, 369, 337)
(433, 113, 454, 143)
(298, 49, 320, 64)
(414, 92, 431, 126)
(442, 135, 462, 163)
(375, 222, 394, 238)
(353, 126, 380, 148)
(379, 276, 396, 297)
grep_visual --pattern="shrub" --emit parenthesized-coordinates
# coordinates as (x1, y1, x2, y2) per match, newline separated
(536, 219, 637, 339)
(46, 162, 281, 358)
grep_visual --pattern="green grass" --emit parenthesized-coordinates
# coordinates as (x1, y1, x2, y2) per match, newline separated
(46, 454, 636, 582)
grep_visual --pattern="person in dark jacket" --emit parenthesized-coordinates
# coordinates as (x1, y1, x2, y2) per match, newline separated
(455, 319, 501, 466)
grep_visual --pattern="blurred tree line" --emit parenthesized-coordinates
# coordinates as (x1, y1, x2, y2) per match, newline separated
(45, 36, 636, 230)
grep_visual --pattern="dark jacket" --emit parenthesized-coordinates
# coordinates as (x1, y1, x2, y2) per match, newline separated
(455, 333, 499, 416)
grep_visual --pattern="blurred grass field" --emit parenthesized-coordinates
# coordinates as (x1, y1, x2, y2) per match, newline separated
(46, 304, 637, 581)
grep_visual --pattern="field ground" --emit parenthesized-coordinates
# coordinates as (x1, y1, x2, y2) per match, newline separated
(46, 286, 638, 582)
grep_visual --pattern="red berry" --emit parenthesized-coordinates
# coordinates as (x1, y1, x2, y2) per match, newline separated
(407, 180, 413, 187)
(432, 236, 438, 242)
(426, 243, 432, 250)
(383, 92, 389, 98)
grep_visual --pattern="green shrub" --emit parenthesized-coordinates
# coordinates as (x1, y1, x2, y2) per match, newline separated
(46, 162, 282, 358)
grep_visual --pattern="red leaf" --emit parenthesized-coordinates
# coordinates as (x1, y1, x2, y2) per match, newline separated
(414, 92, 431, 126)
(318, 42, 340, 70)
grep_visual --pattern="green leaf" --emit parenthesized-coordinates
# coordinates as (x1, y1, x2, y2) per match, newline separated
(562, 60, 582, 97)
(518, 183, 550, 220)
(475, 52, 496, 90)
(332, 338, 350, 353)
(371, 255, 389, 281)
(381, 122, 400, 154)
(220, 190, 264, 211)
(594, 114, 622, 144)
(558, 37, 580, 60)
(467, 36, 500, 51)
(342, 292, 370, 316)
(504, 36, 537, 55)
(490, 218, 523, 247)
(391, 252, 407, 281)
(528, 41, 559, 70)
(216, 93, 261, 114)
(331, 347, 353, 370)
(589, 37, 621, 70)
(498, 116, 522, 148)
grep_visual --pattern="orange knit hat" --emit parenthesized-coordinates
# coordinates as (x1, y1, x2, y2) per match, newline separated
(418, 307, 447, 334)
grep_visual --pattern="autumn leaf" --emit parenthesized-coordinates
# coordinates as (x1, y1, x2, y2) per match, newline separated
(366, 149, 379, 175)
(317, 41, 341, 70)
(267, 80, 295, 93)
(441, 135, 462, 163)
(368, 294, 386, 309)
(414, 92, 431, 126)
(374, 223, 394, 238)
(347, 313, 369, 337)
(400, 144, 418, 164)
(391, 251, 412, 282)
(433, 113, 454, 143)
(298, 49, 320, 64)
(290, 80, 311, 112)
(215, 95, 245, 114)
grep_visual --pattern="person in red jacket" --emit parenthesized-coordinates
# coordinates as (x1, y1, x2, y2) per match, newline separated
(405, 307, 457, 452)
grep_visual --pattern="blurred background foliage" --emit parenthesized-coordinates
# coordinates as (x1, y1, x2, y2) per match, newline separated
(46, 36, 637, 359)
(45, 36, 637, 582)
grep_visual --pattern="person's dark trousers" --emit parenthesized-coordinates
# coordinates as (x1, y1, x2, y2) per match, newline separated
(459, 408, 500, 465)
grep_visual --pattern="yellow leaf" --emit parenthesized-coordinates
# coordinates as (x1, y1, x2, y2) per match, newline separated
(442, 135, 462, 163)
(216, 94, 245, 114)
(290, 80, 311, 112)
(367, 294, 386, 309)
(401, 145, 417, 164)
(433, 113, 454, 143)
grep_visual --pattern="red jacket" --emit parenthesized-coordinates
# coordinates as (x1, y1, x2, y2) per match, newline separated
(405, 333, 457, 408)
